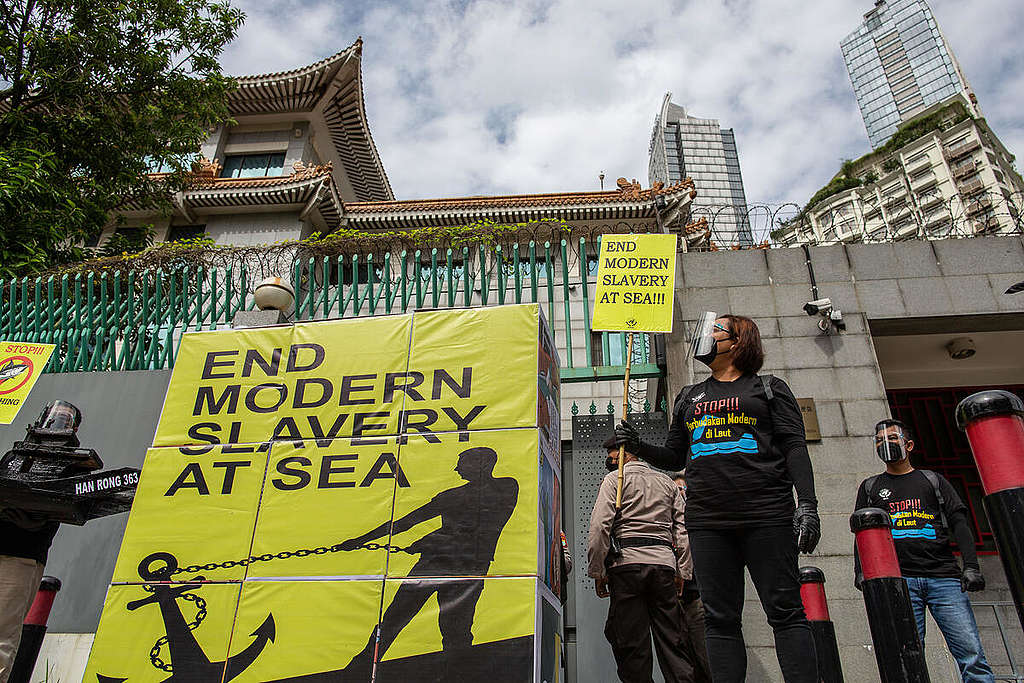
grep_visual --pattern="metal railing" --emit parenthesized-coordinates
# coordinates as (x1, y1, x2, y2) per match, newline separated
(0, 236, 659, 383)
(973, 601, 1023, 682)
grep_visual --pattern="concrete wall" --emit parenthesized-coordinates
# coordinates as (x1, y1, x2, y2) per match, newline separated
(204, 211, 308, 245)
(662, 236, 1024, 681)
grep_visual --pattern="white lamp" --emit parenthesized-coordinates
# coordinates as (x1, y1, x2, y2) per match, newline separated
(253, 276, 295, 313)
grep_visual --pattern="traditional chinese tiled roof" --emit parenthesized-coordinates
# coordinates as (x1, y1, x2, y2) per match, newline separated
(145, 161, 344, 228)
(227, 39, 393, 202)
(342, 178, 701, 237)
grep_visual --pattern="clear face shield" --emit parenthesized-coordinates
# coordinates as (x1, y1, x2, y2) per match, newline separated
(690, 312, 719, 363)
(34, 400, 82, 435)
(874, 420, 909, 463)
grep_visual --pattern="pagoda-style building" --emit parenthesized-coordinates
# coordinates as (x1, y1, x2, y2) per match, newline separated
(105, 39, 707, 249)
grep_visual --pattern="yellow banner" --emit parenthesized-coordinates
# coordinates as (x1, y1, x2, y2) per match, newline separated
(91, 305, 561, 681)
(0, 341, 56, 424)
(591, 233, 677, 333)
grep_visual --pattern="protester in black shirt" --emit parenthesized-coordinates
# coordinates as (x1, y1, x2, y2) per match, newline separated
(613, 313, 819, 683)
(671, 473, 711, 683)
(854, 420, 994, 683)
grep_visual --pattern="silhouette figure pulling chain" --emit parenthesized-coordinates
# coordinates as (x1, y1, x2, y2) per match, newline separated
(339, 447, 518, 673)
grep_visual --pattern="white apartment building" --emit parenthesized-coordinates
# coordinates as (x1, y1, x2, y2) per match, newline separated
(774, 96, 1023, 245)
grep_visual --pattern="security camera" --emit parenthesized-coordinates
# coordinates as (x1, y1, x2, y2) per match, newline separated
(828, 308, 846, 332)
(946, 337, 976, 360)
(803, 298, 832, 316)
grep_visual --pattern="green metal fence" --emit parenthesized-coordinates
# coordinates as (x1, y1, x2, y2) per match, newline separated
(0, 237, 663, 383)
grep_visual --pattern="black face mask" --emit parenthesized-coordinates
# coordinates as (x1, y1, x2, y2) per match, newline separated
(693, 335, 718, 367)
(605, 456, 617, 472)
(876, 440, 907, 463)
(694, 336, 734, 367)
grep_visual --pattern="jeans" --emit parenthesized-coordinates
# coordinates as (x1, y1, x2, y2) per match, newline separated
(905, 577, 995, 683)
(688, 526, 817, 683)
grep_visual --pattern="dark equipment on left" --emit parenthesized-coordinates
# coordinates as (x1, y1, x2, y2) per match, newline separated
(0, 400, 139, 524)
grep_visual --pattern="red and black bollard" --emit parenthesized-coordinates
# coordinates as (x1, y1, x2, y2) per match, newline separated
(850, 508, 930, 683)
(956, 389, 1024, 631)
(799, 566, 844, 683)
(8, 576, 62, 683)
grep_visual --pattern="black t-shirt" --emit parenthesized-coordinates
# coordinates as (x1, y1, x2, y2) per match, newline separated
(0, 518, 60, 564)
(643, 373, 808, 529)
(855, 470, 965, 578)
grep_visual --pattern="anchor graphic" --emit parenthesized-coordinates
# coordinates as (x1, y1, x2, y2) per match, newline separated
(97, 552, 275, 682)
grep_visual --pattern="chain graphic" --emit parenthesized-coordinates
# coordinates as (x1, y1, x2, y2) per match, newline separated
(165, 540, 413, 578)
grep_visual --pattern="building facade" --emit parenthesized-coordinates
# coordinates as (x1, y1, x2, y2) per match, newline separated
(842, 0, 979, 149)
(774, 96, 1024, 246)
(99, 39, 393, 248)
(648, 93, 752, 246)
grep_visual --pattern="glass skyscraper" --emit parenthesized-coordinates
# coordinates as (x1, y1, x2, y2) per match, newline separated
(648, 94, 752, 246)
(841, 0, 978, 149)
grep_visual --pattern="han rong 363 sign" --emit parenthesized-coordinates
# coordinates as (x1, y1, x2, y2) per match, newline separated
(591, 233, 677, 333)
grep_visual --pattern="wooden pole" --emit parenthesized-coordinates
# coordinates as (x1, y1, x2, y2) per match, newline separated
(615, 332, 634, 509)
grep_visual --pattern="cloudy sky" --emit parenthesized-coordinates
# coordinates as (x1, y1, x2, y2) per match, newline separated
(220, 0, 1024, 207)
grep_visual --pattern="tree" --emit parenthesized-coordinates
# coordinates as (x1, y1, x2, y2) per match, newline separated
(0, 0, 244, 278)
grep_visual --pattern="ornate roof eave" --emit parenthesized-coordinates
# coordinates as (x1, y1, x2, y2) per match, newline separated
(227, 41, 361, 114)
(227, 38, 394, 203)
(342, 178, 699, 230)
(129, 161, 344, 228)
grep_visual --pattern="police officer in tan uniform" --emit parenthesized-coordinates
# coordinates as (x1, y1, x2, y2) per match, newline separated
(588, 437, 694, 682)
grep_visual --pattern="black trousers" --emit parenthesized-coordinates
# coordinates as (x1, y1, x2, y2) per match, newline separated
(688, 525, 817, 683)
(679, 595, 712, 683)
(604, 564, 695, 683)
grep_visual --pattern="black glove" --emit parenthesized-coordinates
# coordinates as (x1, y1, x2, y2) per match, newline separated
(961, 566, 985, 592)
(612, 419, 641, 454)
(793, 501, 820, 554)
(854, 572, 864, 592)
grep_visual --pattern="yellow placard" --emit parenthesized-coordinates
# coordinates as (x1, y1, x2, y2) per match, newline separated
(591, 233, 677, 333)
(0, 341, 56, 424)
(90, 304, 560, 681)
(111, 445, 269, 583)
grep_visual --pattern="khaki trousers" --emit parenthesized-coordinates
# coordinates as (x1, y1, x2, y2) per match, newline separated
(0, 556, 44, 683)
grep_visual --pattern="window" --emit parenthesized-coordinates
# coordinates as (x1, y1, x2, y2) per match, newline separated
(221, 153, 286, 178)
(166, 225, 206, 242)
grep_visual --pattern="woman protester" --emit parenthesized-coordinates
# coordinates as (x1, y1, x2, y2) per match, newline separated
(612, 313, 820, 682)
